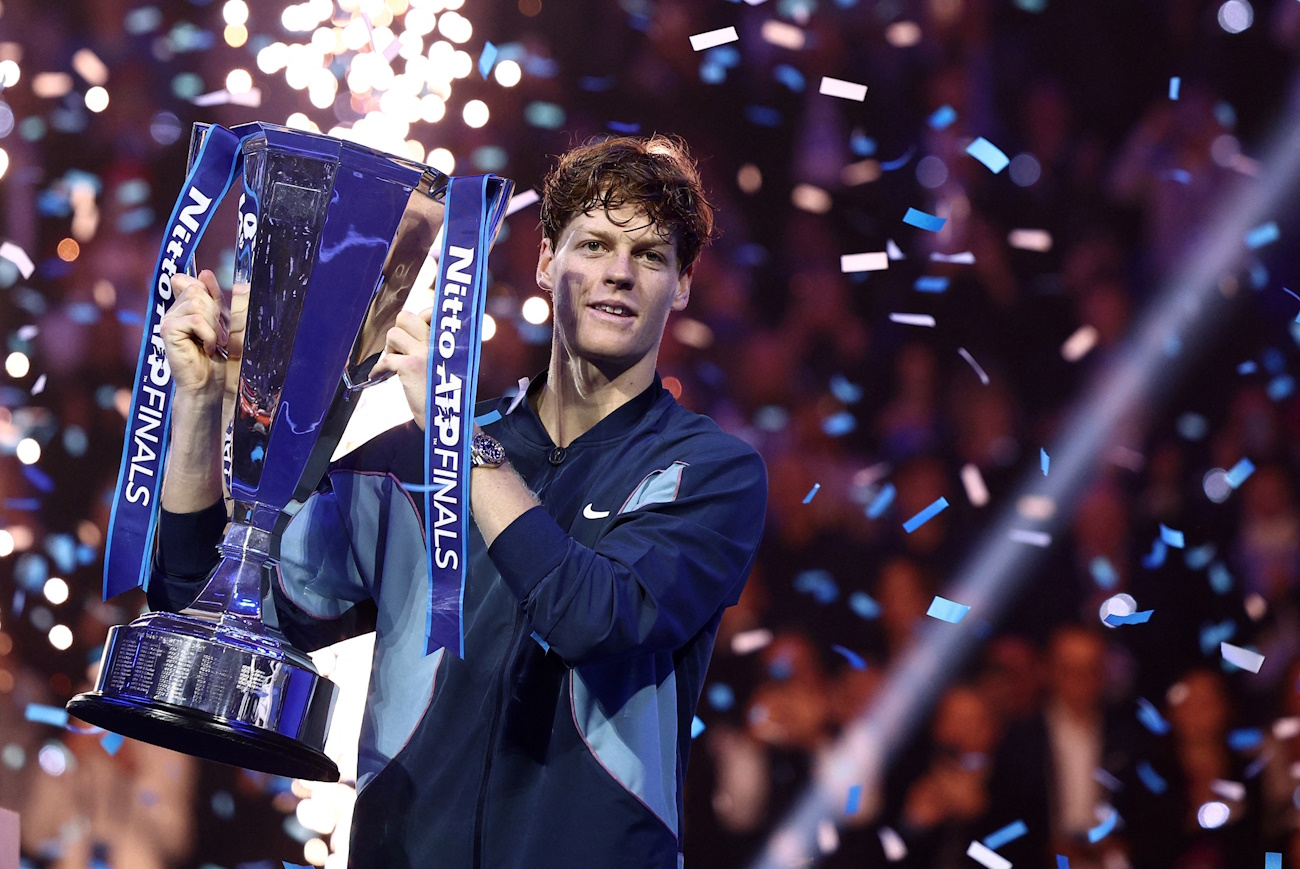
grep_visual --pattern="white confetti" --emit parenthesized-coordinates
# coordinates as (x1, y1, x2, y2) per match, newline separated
(1008, 228, 1053, 252)
(16, 325, 39, 340)
(30, 374, 46, 395)
(930, 250, 975, 264)
(71, 48, 109, 86)
(1009, 528, 1052, 547)
(1220, 642, 1264, 673)
(888, 313, 936, 327)
(1, 241, 34, 278)
(761, 20, 806, 49)
(957, 347, 989, 385)
(1210, 779, 1245, 802)
(731, 628, 774, 655)
(1061, 325, 1099, 362)
(960, 463, 989, 507)
(689, 26, 739, 51)
(816, 819, 840, 854)
(966, 841, 1012, 869)
(878, 827, 908, 862)
(841, 252, 889, 273)
(192, 88, 262, 107)
(819, 76, 868, 101)
(886, 239, 905, 260)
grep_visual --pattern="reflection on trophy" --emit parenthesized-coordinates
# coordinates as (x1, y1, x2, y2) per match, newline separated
(67, 123, 510, 781)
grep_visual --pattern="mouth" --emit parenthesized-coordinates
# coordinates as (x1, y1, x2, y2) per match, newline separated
(589, 302, 637, 319)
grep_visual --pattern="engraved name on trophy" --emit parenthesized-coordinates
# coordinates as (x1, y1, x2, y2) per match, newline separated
(69, 123, 511, 781)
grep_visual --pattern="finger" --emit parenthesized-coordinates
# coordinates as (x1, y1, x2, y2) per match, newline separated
(227, 281, 250, 359)
(384, 323, 427, 358)
(394, 308, 433, 342)
(176, 312, 221, 358)
(196, 269, 222, 305)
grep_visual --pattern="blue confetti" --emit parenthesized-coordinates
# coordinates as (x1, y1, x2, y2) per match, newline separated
(1264, 347, 1287, 374)
(116, 308, 144, 325)
(903, 497, 949, 533)
(1056, 857, 1070, 869)
(803, 483, 821, 504)
(914, 276, 950, 293)
(707, 683, 735, 711)
(1227, 727, 1263, 751)
(1137, 760, 1167, 794)
(850, 129, 876, 157)
(966, 137, 1010, 174)
(530, 631, 550, 653)
(794, 569, 839, 604)
(100, 732, 125, 756)
(1169, 76, 1181, 100)
(1208, 562, 1233, 595)
(745, 105, 784, 128)
(774, 64, 805, 92)
(867, 483, 896, 519)
(691, 716, 706, 739)
(831, 644, 867, 670)
(822, 410, 856, 437)
(25, 704, 70, 727)
(926, 595, 970, 624)
(1087, 808, 1118, 844)
(829, 373, 863, 403)
(607, 121, 641, 134)
(22, 465, 54, 493)
(1040, 448, 1050, 476)
(1237, 360, 1258, 374)
(1268, 374, 1295, 401)
(1200, 620, 1236, 655)
(1226, 458, 1255, 489)
(982, 819, 1028, 850)
(845, 783, 862, 815)
(928, 104, 957, 130)
(1162, 168, 1193, 184)
(474, 409, 502, 427)
(903, 207, 947, 232)
(1245, 221, 1279, 250)
(879, 146, 916, 172)
(848, 591, 880, 619)
(1159, 524, 1185, 549)
(1185, 543, 1216, 570)
(1105, 609, 1154, 626)
(1267, 853, 1282, 869)
(1090, 556, 1118, 589)
(1136, 697, 1170, 734)
(478, 41, 498, 78)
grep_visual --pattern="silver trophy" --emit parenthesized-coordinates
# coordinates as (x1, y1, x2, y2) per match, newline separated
(69, 124, 507, 780)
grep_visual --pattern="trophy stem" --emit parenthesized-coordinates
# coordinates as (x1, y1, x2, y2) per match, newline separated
(180, 520, 272, 625)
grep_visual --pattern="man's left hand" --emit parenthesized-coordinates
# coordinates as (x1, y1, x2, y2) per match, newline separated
(371, 307, 432, 428)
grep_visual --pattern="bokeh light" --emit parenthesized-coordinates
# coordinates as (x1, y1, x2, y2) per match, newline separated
(42, 577, 68, 605)
(521, 296, 550, 325)
(4, 351, 29, 378)
(47, 624, 73, 651)
(84, 86, 109, 113)
(15, 438, 40, 464)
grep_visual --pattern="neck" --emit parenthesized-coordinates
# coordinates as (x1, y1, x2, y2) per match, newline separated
(537, 345, 657, 447)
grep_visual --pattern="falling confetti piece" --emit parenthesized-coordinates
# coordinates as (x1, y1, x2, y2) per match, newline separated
(1090, 556, 1118, 589)
(192, 88, 262, 107)
(803, 483, 821, 503)
(928, 104, 957, 129)
(886, 239, 905, 259)
(831, 645, 867, 670)
(100, 732, 125, 755)
(25, 704, 69, 727)
(960, 464, 989, 508)
(904, 497, 948, 532)
(1087, 808, 1118, 843)
(691, 716, 706, 738)
(690, 27, 739, 51)
(926, 595, 969, 623)
(879, 146, 916, 172)
(1220, 642, 1265, 673)
(1007, 228, 1053, 251)
(1137, 697, 1170, 733)
(902, 207, 946, 232)
(845, 783, 863, 814)
(1225, 458, 1255, 488)
(966, 137, 1010, 173)
(982, 820, 1028, 850)
(1040, 448, 1050, 476)
(1137, 761, 1167, 794)
(841, 252, 889, 272)
(930, 250, 975, 264)
(31, 374, 46, 395)
(889, 312, 936, 327)
(1245, 221, 1279, 250)
(1057, 857, 1070, 869)
(760, 20, 806, 49)
(505, 189, 540, 216)
(819, 76, 868, 101)
(731, 628, 774, 655)
(915, 276, 950, 293)
(966, 841, 1011, 869)
(867, 483, 896, 519)
(478, 41, 498, 78)
(1142, 538, 1168, 569)
(1159, 524, 1185, 548)
(1061, 325, 1099, 361)
(849, 591, 881, 619)
(1267, 853, 1282, 869)
(1009, 529, 1052, 547)
(1105, 609, 1154, 626)
(956, 348, 990, 385)
(1169, 76, 1181, 100)
(879, 827, 908, 861)
(1, 241, 34, 278)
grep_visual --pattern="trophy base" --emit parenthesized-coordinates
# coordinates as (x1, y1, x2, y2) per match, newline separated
(70, 611, 341, 782)
(66, 692, 340, 782)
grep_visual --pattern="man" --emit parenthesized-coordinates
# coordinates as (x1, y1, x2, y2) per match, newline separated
(149, 135, 768, 868)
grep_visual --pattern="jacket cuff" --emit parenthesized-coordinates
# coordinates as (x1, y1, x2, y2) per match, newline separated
(156, 500, 227, 580)
(488, 505, 568, 602)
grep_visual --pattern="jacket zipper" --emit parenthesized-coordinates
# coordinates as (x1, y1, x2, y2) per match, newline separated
(472, 605, 527, 869)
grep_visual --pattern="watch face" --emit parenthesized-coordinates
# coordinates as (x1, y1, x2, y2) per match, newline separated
(473, 433, 505, 466)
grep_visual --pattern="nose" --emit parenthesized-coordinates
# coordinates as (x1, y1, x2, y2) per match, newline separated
(603, 248, 634, 290)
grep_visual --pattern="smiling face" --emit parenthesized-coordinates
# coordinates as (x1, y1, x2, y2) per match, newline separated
(537, 204, 692, 381)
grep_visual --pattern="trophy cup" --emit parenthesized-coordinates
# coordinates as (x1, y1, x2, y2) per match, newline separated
(68, 123, 511, 780)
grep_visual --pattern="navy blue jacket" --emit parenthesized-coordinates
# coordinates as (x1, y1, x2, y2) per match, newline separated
(150, 375, 767, 868)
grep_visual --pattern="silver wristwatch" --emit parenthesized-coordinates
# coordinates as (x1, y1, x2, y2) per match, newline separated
(470, 432, 506, 468)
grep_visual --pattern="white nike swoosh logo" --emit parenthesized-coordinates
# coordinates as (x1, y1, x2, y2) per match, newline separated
(583, 504, 610, 519)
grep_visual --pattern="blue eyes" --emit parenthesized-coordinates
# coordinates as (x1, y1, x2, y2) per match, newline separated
(578, 240, 666, 263)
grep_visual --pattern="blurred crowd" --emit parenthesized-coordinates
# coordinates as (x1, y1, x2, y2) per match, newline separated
(4, 0, 1300, 867)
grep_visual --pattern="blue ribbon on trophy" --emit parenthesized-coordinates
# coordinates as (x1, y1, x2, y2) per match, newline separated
(422, 175, 510, 657)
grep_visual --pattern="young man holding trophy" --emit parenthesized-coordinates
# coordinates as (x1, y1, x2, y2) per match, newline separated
(149, 135, 768, 868)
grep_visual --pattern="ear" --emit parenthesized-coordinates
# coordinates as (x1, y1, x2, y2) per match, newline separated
(671, 262, 693, 312)
(536, 237, 555, 293)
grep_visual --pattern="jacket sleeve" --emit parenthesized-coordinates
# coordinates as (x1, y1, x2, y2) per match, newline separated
(146, 500, 227, 613)
(487, 446, 767, 666)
